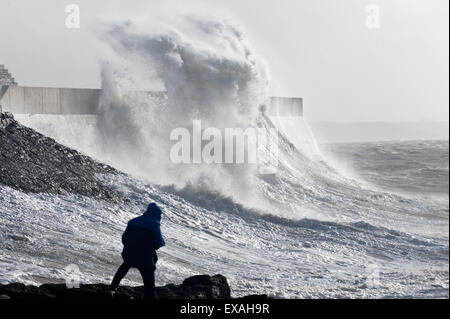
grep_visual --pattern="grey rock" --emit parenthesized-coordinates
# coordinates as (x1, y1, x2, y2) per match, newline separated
(0, 274, 232, 300)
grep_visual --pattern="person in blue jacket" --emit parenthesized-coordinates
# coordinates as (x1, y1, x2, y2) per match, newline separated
(110, 203, 165, 299)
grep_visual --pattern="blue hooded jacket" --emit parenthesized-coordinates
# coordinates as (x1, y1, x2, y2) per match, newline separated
(121, 203, 166, 269)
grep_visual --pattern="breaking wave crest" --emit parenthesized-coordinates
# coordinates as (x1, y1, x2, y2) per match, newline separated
(96, 16, 270, 207)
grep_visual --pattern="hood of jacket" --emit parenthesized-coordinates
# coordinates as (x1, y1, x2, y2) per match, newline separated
(143, 203, 163, 221)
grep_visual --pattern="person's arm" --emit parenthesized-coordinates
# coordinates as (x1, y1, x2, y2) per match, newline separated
(153, 221, 165, 250)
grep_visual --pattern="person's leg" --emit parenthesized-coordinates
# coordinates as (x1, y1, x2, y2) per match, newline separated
(138, 267, 157, 299)
(111, 263, 131, 290)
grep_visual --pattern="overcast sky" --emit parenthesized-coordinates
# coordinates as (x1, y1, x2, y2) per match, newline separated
(0, 0, 448, 122)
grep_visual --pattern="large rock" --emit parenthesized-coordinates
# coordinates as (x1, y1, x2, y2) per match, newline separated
(0, 111, 14, 128)
(0, 112, 124, 202)
(0, 274, 231, 300)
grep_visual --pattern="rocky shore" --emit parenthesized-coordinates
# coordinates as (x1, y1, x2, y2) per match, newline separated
(0, 112, 124, 202)
(0, 274, 268, 300)
(0, 274, 230, 300)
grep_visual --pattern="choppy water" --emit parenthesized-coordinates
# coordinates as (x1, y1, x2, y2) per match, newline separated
(1, 130, 448, 298)
(322, 140, 449, 196)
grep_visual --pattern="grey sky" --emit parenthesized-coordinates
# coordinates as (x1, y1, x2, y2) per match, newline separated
(0, 0, 448, 122)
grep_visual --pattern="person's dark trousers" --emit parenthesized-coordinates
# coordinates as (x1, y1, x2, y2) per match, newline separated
(111, 262, 157, 299)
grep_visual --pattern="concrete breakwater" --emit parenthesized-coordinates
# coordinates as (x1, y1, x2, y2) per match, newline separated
(0, 86, 100, 115)
(0, 85, 303, 117)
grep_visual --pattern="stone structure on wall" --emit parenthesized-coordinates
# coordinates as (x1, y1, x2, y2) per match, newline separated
(0, 65, 17, 113)
(0, 65, 17, 87)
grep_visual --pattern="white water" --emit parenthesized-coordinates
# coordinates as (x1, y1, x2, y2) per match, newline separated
(2, 17, 449, 298)
(95, 17, 270, 208)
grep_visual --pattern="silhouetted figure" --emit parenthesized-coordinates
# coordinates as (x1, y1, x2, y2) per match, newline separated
(111, 203, 165, 299)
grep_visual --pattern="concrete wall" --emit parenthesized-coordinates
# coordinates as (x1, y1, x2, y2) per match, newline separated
(0, 86, 99, 114)
(267, 97, 303, 116)
(0, 86, 303, 116)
